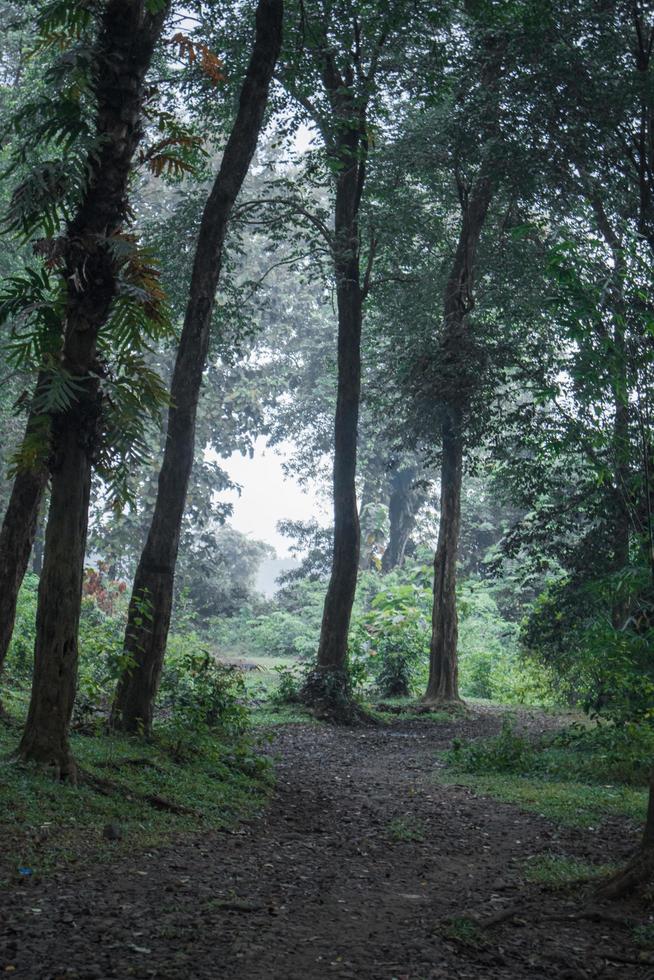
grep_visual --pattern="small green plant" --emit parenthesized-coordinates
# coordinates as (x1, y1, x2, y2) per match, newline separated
(386, 816, 425, 842)
(349, 580, 431, 697)
(441, 916, 485, 947)
(268, 662, 309, 707)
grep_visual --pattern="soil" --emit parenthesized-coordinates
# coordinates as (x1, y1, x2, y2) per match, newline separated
(1, 706, 651, 979)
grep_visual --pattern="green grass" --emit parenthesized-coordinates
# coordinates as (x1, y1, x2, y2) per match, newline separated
(522, 854, 616, 889)
(0, 717, 272, 887)
(249, 703, 319, 726)
(368, 695, 457, 724)
(438, 770, 646, 827)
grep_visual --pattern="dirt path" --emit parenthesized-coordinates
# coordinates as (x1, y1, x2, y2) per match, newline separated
(0, 709, 650, 979)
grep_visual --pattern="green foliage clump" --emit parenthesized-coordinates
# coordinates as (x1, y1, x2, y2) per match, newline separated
(521, 569, 654, 722)
(446, 716, 654, 790)
(267, 661, 309, 706)
(549, 721, 654, 787)
(4, 572, 39, 680)
(457, 581, 555, 706)
(448, 718, 538, 774)
(349, 574, 431, 697)
(158, 639, 249, 741)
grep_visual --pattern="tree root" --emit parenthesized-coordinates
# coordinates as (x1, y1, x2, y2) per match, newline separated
(79, 770, 201, 817)
(595, 846, 654, 900)
(470, 900, 634, 929)
(420, 697, 468, 715)
(95, 757, 165, 774)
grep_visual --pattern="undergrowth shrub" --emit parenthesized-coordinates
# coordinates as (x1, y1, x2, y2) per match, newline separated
(448, 719, 538, 774)
(159, 638, 249, 738)
(349, 578, 430, 697)
(521, 568, 654, 722)
(446, 717, 654, 788)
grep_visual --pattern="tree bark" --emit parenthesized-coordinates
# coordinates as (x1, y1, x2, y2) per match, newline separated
(17, 0, 169, 777)
(303, 72, 367, 718)
(0, 410, 48, 682)
(423, 175, 494, 706)
(424, 408, 463, 701)
(597, 768, 654, 899)
(382, 465, 421, 572)
(110, 0, 283, 734)
(314, 221, 362, 672)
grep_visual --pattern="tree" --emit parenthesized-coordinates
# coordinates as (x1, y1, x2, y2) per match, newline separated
(110, 0, 283, 734)
(13, 0, 171, 778)
(276, 0, 418, 719)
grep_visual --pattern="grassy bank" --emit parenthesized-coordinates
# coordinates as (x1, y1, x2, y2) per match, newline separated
(0, 716, 272, 888)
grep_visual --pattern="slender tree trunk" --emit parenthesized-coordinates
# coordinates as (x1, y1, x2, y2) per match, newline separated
(17, 0, 169, 776)
(589, 192, 631, 623)
(424, 409, 463, 702)
(303, 105, 367, 718)
(0, 373, 52, 686)
(423, 175, 494, 706)
(0, 422, 48, 682)
(17, 403, 97, 776)
(110, 0, 283, 734)
(314, 239, 362, 671)
(382, 465, 420, 572)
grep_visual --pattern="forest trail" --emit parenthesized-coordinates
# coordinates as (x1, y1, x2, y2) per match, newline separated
(0, 709, 649, 980)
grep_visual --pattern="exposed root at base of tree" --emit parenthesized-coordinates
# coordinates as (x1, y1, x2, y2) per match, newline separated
(420, 697, 468, 715)
(95, 757, 166, 774)
(595, 846, 654, 900)
(462, 901, 635, 930)
(79, 769, 201, 816)
(300, 668, 376, 726)
(11, 746, 79, 784)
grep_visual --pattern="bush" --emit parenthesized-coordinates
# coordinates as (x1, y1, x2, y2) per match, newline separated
(448, 719, 538, 774)
(267, 662, 309, 706)
(349, 577, 431, 697)
(159, 635, 249, 738)
(4, 573, 39, 680)
(549, 721, 654, 786)
(521, 567, 654, 722)
(457, 581, 555, 706)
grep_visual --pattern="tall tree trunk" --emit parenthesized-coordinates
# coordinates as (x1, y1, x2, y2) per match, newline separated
(423, 175, 494, 706)
(303, 99, 367, 718)
(110, 0, 283, 734)
(382, 465, 420, 572)
(314, 234, 362, 672)
(16, 0, 169, 777)
(424, 409, 463, 702)
(0, 415, 48, 686)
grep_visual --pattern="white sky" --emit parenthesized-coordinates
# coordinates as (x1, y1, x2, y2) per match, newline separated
(219, 437, 331, 557)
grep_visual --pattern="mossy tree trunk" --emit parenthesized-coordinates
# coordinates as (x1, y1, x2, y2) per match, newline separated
(17, 0, 169, 778)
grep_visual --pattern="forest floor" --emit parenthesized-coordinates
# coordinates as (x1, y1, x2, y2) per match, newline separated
(1, 705, 653, 979)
